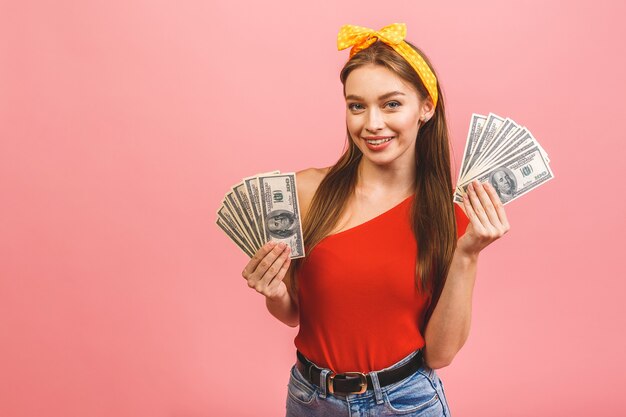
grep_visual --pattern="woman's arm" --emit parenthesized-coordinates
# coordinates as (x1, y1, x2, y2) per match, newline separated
(242, 240, 299, 327)
(422, 249, 478, 368)
(423, 179, 510, 368)
(265, 270, 299, 327)
(241, 167, 328, 328)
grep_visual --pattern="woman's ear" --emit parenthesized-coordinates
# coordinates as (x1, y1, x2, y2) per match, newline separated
(420, 97, 435, 122)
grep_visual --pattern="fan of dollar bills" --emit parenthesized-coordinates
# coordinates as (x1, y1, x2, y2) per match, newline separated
(216, 172, 305, 258)
(454, 113, 554, 205)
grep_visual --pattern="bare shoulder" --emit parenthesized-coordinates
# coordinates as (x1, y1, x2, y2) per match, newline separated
(296, 167, 331, 219)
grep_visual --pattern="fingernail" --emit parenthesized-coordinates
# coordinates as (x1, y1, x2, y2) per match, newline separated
(278, 242, 286, 248)
(468, 183, 474, 191)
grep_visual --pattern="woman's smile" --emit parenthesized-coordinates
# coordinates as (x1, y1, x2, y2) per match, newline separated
(363, 135, 395, 150)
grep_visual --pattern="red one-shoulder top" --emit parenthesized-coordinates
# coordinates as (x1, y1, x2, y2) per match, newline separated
(294, 195, 470, 373)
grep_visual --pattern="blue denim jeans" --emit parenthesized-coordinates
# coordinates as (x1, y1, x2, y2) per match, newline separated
(285, 350, 451, 417)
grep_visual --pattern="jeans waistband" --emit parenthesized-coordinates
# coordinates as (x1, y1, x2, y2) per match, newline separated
(295, 349, 424, 399)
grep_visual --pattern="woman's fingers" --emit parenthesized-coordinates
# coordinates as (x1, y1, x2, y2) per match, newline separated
(462, 192, 481, 227)
(242, 241, 278, 279)
(460, 179, 511, 256)
(483, 182, 510, 231)
(266, 253, 292, 293)
(243, 241, 287, 281)
(465, 182, 488, 230)
(242, 241, 292, 297)
(464, 179, 511, 242)
(467, 180, 501, 230)
(258, 245, 291, 288)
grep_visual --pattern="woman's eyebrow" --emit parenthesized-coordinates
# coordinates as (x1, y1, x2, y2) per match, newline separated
(345, 91, 406, 101)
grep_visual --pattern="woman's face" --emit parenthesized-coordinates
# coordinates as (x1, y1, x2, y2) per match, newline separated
(344, 64, 433, 168)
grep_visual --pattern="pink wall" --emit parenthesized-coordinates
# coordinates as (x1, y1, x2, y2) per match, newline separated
(1, 1, 625, 416)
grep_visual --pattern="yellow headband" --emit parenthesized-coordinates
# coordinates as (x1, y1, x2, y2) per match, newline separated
(337, 23, 438, 108)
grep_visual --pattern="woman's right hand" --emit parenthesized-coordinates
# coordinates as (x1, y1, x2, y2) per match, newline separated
(241, 241, 292, 300)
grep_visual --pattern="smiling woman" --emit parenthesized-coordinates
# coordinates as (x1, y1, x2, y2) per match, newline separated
(239, 22, 510, 417)
(344, 69, 427, 165)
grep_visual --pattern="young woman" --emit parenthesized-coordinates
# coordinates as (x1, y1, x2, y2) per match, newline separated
(241, 23, 510, 417)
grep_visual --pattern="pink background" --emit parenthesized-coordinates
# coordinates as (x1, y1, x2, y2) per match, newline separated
(1, 0, 625, 416)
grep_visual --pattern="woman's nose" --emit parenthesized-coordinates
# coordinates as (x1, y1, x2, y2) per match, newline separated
(365, 108, 385, 132)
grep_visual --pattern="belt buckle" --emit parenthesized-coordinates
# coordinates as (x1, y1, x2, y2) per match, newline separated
(328, 371, 368, 395)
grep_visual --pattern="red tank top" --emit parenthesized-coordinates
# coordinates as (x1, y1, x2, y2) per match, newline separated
(294, 195, 470, 373)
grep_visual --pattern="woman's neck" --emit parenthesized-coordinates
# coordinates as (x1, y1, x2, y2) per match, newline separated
(355, 158, 416, 199)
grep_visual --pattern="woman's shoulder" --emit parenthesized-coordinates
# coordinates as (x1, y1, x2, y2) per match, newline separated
(296, 167, 331, 218)
(296, 167, 330, 192)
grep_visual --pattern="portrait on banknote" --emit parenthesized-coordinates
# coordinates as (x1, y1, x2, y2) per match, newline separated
(265, 209, 298, 239)
(489, 168, 517, 203)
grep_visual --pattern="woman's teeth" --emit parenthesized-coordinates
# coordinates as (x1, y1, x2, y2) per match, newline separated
(366, 137, 393, 145)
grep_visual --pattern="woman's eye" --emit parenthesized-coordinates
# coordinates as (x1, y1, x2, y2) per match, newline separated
(348, 101, 400, 111)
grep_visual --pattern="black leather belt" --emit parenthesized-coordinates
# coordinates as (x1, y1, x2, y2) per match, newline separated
(296, 350, 423, 395)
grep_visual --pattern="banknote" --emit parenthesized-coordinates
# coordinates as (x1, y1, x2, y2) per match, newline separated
(461, 113, 505, 179)
(258, 173, 305, 259)
(232, 181, 261, 248)
(216, 170, 305, 259)
(463, 128, 534, 181)
(217, 204, 256, 253)
(243, 170, 279, 244)
(458, 113, 487, 179)
(455, 114, 554, 206)
(216, 218, 254, 257)
(224, 193, 255, 251)
(470, 118, 520, 173)
(455, 146, 554, 205)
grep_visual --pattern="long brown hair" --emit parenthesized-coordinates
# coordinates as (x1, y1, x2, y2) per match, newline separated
(292, 40, 458, 325)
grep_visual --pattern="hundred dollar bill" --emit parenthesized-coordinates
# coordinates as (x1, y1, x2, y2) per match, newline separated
(227, 188, 261, 251)
(258, 173, 305, 259)
(217, 203, 256, 253)
(469, 118, 520, 175)
(455, 146, 554, 205)
(216, 218, 254, 257)
(474, 124, 525, 173)
(537, 141, 550, 163)
(461, 113, 505, 178)
(244, 170, 280, 243)
(462, 127, 531, 182)
(458, 113, 487, 180)
(473, 129, 539, 179)
(232, 181, 263, 249)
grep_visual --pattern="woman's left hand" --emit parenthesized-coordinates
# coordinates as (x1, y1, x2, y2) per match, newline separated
(457, 179, 510, 258)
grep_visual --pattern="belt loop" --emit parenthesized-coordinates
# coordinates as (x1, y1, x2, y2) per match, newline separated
(318, 368, 331, 398)
(369, 371, 384, 404)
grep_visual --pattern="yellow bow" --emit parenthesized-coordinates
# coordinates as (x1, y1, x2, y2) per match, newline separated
(337, 23, 438, 108)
